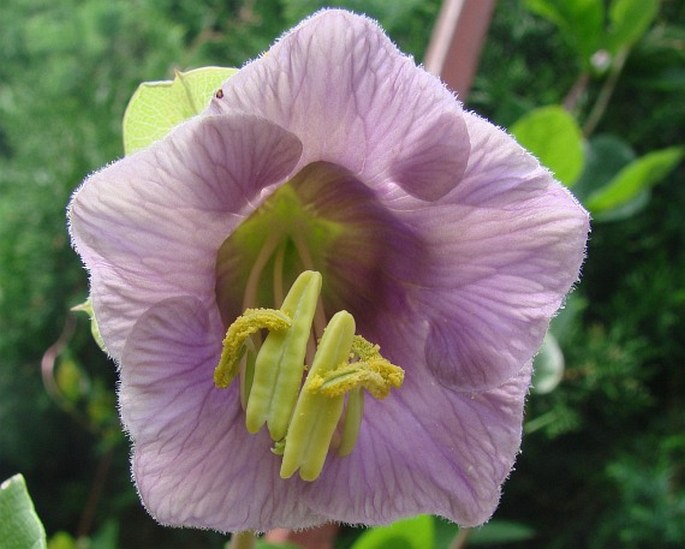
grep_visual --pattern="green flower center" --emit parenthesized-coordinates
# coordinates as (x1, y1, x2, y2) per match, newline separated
(213, 271, 403, 482)
(212, 164, 405, 481)
(214, 166, 343, 329)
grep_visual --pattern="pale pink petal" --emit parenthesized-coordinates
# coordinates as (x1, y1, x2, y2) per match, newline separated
(208, 9, 469, 201)
(383, 112, 590, 390)
(69, 114, 302, 358)
(121, 297, 324, 532)
(305, 319, 531, 527)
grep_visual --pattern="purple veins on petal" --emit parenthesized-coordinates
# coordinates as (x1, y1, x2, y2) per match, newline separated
(67, 7, 590, 533)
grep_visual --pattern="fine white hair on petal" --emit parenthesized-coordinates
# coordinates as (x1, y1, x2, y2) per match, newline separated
(68, 114, 302, 360)
(67, 8, 590, 531)
(208, 9, 470, 201)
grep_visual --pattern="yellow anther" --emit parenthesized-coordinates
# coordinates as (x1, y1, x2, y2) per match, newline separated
(337, 388, 364, 457)
(213, 266, 405, 482)
(307, 335, 404, 400)
(213, 308, 291, 388)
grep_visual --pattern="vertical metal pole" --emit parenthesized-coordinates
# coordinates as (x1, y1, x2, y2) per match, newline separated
(424, 0, 497, 102)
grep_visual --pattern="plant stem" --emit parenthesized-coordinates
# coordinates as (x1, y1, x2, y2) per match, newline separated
(449, 527, 472, 549)
(583, 48, 629, 137)
(563, 71, 590, 113)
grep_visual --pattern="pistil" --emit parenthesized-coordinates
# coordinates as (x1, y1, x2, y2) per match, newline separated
(280, 310, 355, 480)
(213, 270, 404, 481)
(246, 270, 322, 440)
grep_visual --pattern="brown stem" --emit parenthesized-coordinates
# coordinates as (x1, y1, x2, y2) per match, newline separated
(449, 527, 472, 549)
(266, 523, 339, 549)
(76, 448, 114, 538)
(563, 72, 590, 112)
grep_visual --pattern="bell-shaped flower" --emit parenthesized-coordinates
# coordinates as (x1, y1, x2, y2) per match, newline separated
(67, 9, 589, 533)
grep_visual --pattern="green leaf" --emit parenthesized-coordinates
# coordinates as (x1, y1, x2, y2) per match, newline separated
(605, 0, 659, 54)
(532, 333, 565, 394)
(122, 66, 238, 155)
(88, 520, 119, 549)
(0, 474, 47, 549)
(469, 520, 536, 544)
(351, 515, 434, 549)
(525, 0, 604, 66)
(586, 146, 684, 213)
(510, 105, 585, 186)
(572, 134, 635, 201)
(255, 541, 299, 549)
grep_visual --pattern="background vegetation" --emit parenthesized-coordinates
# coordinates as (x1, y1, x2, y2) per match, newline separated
(1, 0, 683, 547)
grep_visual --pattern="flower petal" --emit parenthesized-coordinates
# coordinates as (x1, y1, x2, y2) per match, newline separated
(68, 114, 302, 359)
(208, 9, 468, 201)
(306, 319, 531, 527)
(121, 297, 324, 532)
(391, 112, 590, 391)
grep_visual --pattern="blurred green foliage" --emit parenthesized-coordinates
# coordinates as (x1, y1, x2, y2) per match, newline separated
(1, 0, 683, 547)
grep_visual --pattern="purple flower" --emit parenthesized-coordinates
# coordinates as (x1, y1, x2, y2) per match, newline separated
(68, 9, 589, 533)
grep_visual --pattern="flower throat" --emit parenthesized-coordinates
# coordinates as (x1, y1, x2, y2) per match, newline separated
(213, 184, 404, 482)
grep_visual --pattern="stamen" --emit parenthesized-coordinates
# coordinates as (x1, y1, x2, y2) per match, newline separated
(291, 230, 315, 272)
(307, 335, 404, 399)
(246, 271, 322, 440)
(280, 310, 355, 481)
(213, 308, 291, 389)
(272, 241, 286, 306)
(290, 229, 327, 340)
(239, 340, 257, 410)
(214, 266, 405, 483)
(337, 388, 364, 457)
(242, 231, 281, 311)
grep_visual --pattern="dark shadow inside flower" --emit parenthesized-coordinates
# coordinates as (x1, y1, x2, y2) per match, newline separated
(215, 161, 427, 340)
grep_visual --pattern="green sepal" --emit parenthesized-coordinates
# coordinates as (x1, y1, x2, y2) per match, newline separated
(122, 66, 238, 155)
(71, 298, 107, 353)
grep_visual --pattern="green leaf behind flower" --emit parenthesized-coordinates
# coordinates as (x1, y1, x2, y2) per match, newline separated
(122, 66, 237, 155)
(511, 105, 585, 187)
(586, 146, 684, 216)
(532, 333, 565, 394)
(469, 520, 536, 544)
(525, 0, 604, 66)
(351, 515, 434, 549)
(605, 0, 659, 54)
(572, 134, 635, 201)
(0, 474, 47, 549)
